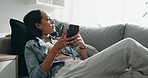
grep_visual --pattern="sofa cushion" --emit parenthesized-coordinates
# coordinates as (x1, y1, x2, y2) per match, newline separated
(0, 37, 11, 54)
(9, 18, 28, 77)
(80, 24, 125, 52)
(124, 23, 148, 48)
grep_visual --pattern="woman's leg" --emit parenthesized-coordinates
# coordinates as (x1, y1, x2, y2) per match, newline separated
(63, 38, 148, 78)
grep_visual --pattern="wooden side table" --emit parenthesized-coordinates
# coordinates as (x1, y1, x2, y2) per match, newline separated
(0, 54, 18, 78)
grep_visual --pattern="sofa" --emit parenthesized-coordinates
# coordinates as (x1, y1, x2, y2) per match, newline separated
(1, 20, 148, 78)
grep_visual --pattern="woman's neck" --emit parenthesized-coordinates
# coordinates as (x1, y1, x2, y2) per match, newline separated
(42, 35, 50, 42)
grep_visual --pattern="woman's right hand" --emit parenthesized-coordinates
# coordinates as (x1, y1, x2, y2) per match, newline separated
(52, 29, 73, 53)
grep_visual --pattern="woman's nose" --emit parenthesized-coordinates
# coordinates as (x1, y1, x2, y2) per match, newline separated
(50, 19, 55, 24)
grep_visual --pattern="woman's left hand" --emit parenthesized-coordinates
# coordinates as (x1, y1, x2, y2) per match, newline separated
(70, 34, 86, 49)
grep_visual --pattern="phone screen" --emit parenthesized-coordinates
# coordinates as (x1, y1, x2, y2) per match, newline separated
(66, 24, 79, 38)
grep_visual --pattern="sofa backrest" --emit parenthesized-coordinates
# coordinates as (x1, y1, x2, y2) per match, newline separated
(124, 23, 148, 49)
(80, 24, 126, 52)
(0, 37, 11, 54)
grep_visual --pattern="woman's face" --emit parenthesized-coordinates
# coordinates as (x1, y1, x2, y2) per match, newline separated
(36, 11, 55, 36)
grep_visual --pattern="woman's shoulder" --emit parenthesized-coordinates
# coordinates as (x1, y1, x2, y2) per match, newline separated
(26, 39, 36, 45)
(25, 37, 41, 47)
(25, 37, 47, 49)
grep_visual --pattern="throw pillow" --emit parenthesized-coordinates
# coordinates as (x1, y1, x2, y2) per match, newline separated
(9, 18, 28, 77)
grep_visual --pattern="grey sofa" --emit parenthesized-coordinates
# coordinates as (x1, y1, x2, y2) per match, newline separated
(1, 23, 148, 78)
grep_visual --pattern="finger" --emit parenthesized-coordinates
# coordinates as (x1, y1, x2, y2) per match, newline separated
(60, 38, 73, 44)
(76, 34, 80, 38)
(62, 37, 74, 41)
(64, 41, 72, 46)
(71, 38, 81, 44)
(61, 29, 68, 38)
(71, 34, 80, 39)
(76, 26, 80, 34)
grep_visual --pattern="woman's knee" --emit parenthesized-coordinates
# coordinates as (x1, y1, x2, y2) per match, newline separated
(121, 38, 139, 46)
(123, 38, 136, 42)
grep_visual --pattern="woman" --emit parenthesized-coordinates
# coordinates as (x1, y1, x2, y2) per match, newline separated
(24, 10, 148, 78)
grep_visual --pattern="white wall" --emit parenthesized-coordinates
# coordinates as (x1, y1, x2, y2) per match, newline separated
(62, 0, 125, 27)
(0, 0, 64, 34)
(63, 0, 148, 27)
(124, 0, 148, 26)
(1, 0, 148, 34)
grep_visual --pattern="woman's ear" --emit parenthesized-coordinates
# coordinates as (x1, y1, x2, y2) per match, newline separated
(35, 23, 41, 29)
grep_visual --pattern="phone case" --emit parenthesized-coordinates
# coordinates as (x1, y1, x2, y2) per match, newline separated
(66, 24, 79, 38)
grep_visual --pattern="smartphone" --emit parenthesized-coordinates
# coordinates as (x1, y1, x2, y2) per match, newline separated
(66, 24, 79, 38)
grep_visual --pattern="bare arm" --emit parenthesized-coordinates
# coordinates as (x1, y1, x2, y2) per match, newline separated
(79, 46, 88, 60)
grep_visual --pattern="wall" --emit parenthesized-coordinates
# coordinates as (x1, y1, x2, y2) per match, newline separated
(0, 0, 64, 34)
(124, 0, 148, 26)
(64, 0, 148, 27)
(64, 0, 125, 27)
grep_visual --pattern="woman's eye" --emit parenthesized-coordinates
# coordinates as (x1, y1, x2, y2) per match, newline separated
(47, 17, 51, 20)
(46, 19, 50, 21)
(46, 18, 50, 21)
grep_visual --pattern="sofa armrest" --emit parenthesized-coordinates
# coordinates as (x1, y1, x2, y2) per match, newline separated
(0, 37, 11, 54)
